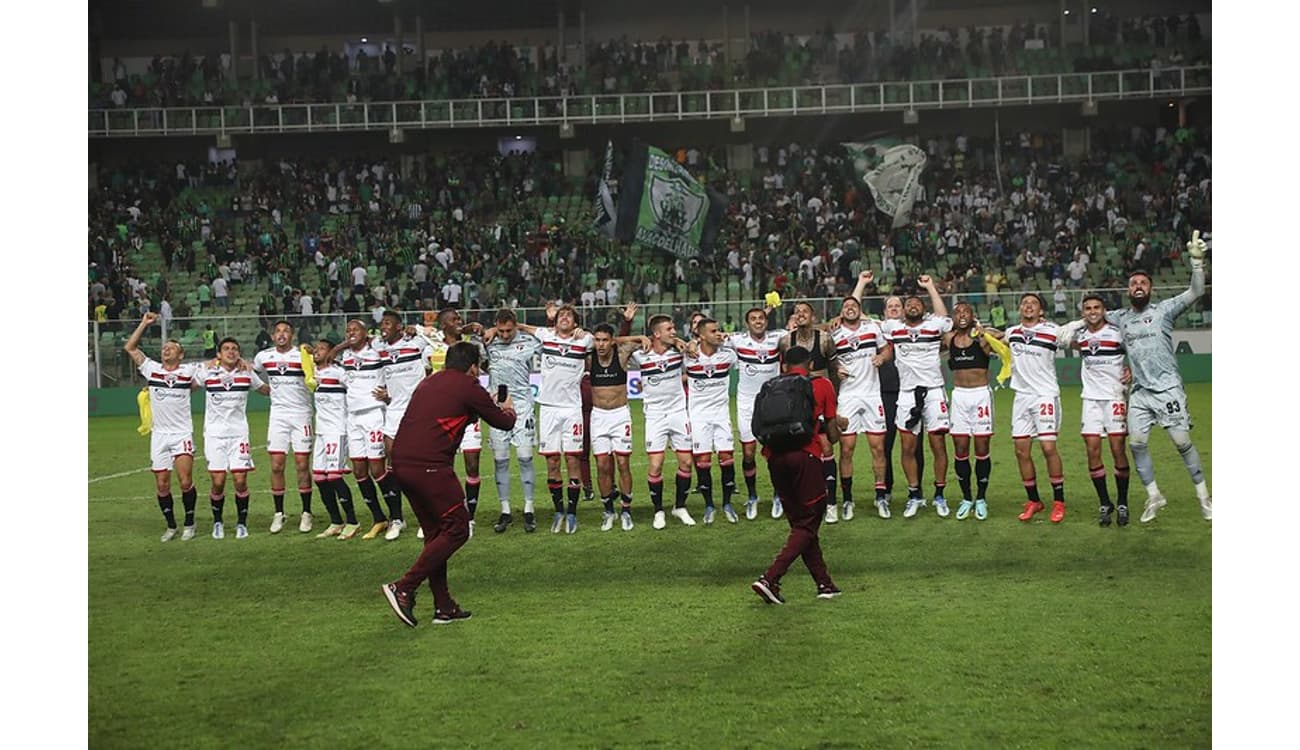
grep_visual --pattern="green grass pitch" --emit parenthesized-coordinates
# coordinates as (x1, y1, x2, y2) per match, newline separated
(88, 384, 1211, 748)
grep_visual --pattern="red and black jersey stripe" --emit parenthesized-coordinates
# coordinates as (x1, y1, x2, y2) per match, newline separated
(685, 363, 732, 380)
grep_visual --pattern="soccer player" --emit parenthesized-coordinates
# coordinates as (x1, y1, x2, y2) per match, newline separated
(631, 315, 696, 529)
(428, 308, 489, 534)
(872, 295, 927, 507)
(1105, 230, 1212, 522)
(381, 342, 518, 628)
(1005, 294, 1085, 523)
(374, 309, 432, 541)
(335, 319, 394, 539)
(879, 275, 953, 518)
(588, 304, 642, 531)
(685, 318, 740, 525)
(252, 320, 314, 535)
(943, 302, 1000, 521)
(306, 337, 361, 539)
(779, 301, 838, 518)
(198, 337, 268, 539)
(750, 345, 845, 605)
(482, 308, 543, 534)
(726, 306, 787, 520)
(495, 304, 593, 533)
(124, 312, 200, 541)
(1073, 294, 1132, 527)
(827, 283, 892, 522)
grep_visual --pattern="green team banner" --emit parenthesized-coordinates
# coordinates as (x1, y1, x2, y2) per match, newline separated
(614, 141, 725, 259)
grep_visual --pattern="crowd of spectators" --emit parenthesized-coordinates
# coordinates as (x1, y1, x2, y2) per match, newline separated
(90, 119, 1210, 340)
(93, 12, 1208, 109)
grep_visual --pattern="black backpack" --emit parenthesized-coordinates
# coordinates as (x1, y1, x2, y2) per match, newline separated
(751, 374, 816, 452)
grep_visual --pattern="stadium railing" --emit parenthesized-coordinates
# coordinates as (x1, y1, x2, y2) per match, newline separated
(88, 286, 1209, 388)
(89, 65, 1211, 137)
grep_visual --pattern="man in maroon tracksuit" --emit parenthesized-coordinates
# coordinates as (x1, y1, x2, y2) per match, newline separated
(751, 346, 846, 604)
(382, 342, 517, 627)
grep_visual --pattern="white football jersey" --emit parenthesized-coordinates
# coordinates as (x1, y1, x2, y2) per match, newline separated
(631, 347, 687, 417)
(1077, 323, 1127, 401)
(727, 330, 786, 400)
(199, 365, 263, 437)
(312, 363, 349, 435)
(253, 347, 312, 416)
(881, 316, 953, 390)
(535, 327, 593, 409)
(139, 358, 199, 434)
(830, 320, 885, 397)
(685, 347, 737, 417)
(337, 343, 389, 413)
(375, 334, 431, 409)
(1006, 320, 1082, 397)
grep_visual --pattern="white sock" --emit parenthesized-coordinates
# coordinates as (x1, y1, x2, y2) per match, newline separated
(1195, 481, 1210, 500)
(523, 499, 535, 514)
(1145, 482, 1162, 499)
(500, 500, 512, 514)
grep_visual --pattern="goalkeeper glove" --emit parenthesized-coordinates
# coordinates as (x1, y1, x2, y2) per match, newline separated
(1186, 229, 1207, 271)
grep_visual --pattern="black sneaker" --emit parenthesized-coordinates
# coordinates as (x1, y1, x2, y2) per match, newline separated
(493, 513, 513, 533)
(433, 607, 473, 625)
(751, 576, 785, 605)
(1099, 505, 1114, 527)
(583, 486, 594, 503)
(1116, 504, 1130, 527)
(382, 583, 418, 628)
(523, 512, 536, 533)
(816, 583, 842, 599)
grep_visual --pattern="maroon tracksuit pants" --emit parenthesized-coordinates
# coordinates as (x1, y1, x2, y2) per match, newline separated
(764, 450, 835, 588)
(395, 465, 470, 611)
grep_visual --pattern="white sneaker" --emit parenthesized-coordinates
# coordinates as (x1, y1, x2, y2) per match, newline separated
(934, 498, 951, 518)
(771, 497, 784, 519)
(652, 510, 666, 530)
(824, 504, 839, 524)
(212, 521, 225, 540)
(385, 518, 406, 541)
(235, 523, 249, 539)
(723, 504, 739, 523)
(160, 527, 178, 542)
(299, 512, 313, 533)
(1140, 493, 1167, 523)
(671, 507, 697, 526)
(876, 499, 891, 519)
(903, 498, 926, 518)
(468, 520, 476, 539)
(417, 525, 425, 539)
(745, 498, 758, 520)
(181, 525, 196, 541)
(601, 511, 616, 531)
(269, 512, 286, 534)
(1199, 495, 1213, 520)
(621, 511, 634, 531)
(842, 501, 855, 521)
(703, 506, 716, 525)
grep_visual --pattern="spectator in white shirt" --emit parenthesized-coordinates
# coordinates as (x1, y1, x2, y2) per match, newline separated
(351, 264, 367, 290)
(212, 276, 229, 309)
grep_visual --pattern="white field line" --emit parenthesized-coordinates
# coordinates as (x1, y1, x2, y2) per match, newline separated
(88, 443, 269, 484)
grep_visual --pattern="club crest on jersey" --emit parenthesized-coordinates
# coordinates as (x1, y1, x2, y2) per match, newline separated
(220, 371, 235, 389)
(1088, 339, 1101, 355)
(164, 373, 177, 387)
(704, 364, 716, 377)
(907, 328, 921, 342)
(276, 361, 289, 374)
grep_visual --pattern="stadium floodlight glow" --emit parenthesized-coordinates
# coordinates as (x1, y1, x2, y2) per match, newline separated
(1091, 7, 1098, 13)
(1063, 9, 1070, 15)
(515, 135, 522, 140)
(361, 37, 369, 43)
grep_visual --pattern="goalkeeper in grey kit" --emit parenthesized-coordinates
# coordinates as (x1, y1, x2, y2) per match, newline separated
(1105, 230, 1212, 523)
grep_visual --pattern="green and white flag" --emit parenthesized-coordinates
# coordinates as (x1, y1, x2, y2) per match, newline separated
(593, 140, 617, 239)
(844, 139, 927, 228)
(615, 141, 725, 259)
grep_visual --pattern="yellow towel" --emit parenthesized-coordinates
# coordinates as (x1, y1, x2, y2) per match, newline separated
(980, 331, 1013, 387)
(299, 344, 318, 391)
(137, 388, 152, 435)
(764, 291, 782, 309)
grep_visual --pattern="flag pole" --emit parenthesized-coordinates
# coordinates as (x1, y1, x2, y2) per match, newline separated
(994, 110, 1004, 196)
